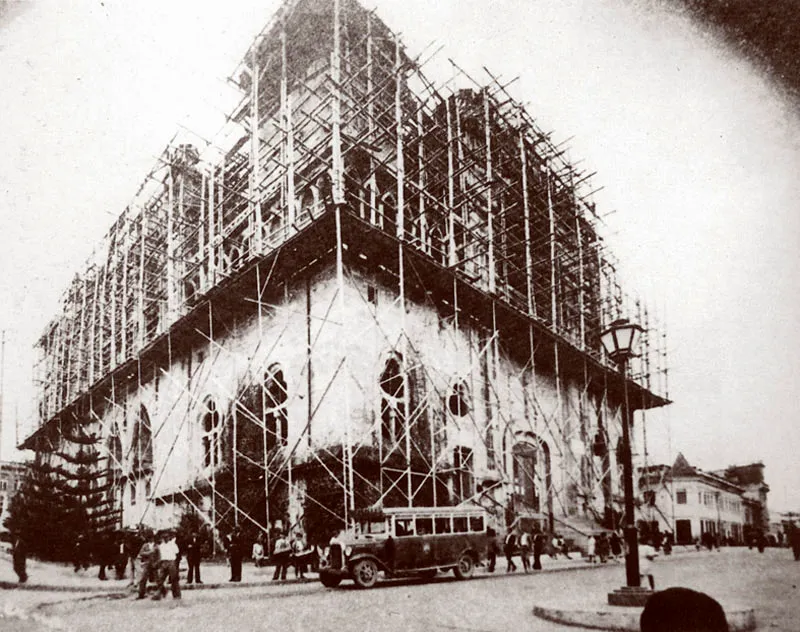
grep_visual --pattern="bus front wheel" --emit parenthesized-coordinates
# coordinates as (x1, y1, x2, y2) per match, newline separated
(319, 571, 342, 588)
(352, 559, 379, 589)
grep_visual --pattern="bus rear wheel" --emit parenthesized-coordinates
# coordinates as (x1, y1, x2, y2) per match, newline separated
(453, 553, 474, 580)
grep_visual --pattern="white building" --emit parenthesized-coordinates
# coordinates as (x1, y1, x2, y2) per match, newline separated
(21, 0, 668, 547)
(639, 453, 764, 545)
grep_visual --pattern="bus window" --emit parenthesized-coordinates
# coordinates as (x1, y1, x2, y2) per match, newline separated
(435, 516, 452, 534)
(368, 520, 387, 534)
(417, 517, 433, 535)
(469, 515, 484, 532)
(453, 516, 469, 533)
(395, 517, 415, 537)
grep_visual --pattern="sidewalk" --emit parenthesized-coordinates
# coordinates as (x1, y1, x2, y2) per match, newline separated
(0, 545, 708, 593)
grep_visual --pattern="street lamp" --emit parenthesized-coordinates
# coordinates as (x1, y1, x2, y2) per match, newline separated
(600, 318, 650, 606)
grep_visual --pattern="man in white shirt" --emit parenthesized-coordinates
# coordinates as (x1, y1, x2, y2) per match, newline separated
(154, 531, 181, 600)
(272, 532, 291, 581)
(638, 539, 657, 590)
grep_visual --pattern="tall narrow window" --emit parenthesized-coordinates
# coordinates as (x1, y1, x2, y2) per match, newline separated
(131, 405, 153, 475)
(380, 354, 405, 448)
(264, 364, 288, 451)
(202, 398, 222, 469)
(453, 446, 474, 501)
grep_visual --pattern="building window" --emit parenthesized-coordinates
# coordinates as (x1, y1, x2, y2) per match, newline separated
(264, 364, 288, 451)
(129, 480, 136, 506)
(202, 398, 223, 469)
(448, 380, 470, 417)
(676, 489, 687, 504)
(0, 481, 7, 492)
(453, 446, 474, 501)
(131, 405, 154, 474)
(367, 285, 378, 306)
(512, 442, 540, 512)
(380, 354, 405, 448)
(643, 490, 656, 506)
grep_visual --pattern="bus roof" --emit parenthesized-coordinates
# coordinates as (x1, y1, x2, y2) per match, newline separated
(381, 506, 486, 516)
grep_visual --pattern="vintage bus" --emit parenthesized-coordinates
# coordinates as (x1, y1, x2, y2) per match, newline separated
(318, 506, 489, 588)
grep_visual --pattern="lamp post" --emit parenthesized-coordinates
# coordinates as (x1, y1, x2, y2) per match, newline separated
(600, 318, 649, 605)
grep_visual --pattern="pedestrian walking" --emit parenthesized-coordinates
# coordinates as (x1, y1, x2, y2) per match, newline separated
(291, 532, 307, 579)
(486, 526, 498, 573)
(114, 531, 127, 580)
(609, 530, 622, 561)
(790, 524, 800, 561)
(272, 531, 291, 580)
(185, 530, 203, 584)
(136, 531, 161, 599)
(12, 533, 27, 583)
(661, 532, 673, 556)
(126, 528, 144, 586)
(518, 529, 532, 572)
(96, 531, 116, 581)
(638, 538, 657, 590)
(252, 534, 266, 568)
(503, 530, 518, 572)
(532, 532, 544, 570)
(586, 534, 596, 563)
(597, 532, 610, 563)
(153, 531, 181, 600)
(226, 526, 244, 582)
(73, 533, 90, 573)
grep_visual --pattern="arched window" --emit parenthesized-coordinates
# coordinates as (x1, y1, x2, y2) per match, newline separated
(448, 380, 470, 417)
(131, 405, 153, 475)
(512, 438, 551, 514)
(201, 398, 222, 469)
(264, 364, 288, 451)
(380, 354, 405, 448)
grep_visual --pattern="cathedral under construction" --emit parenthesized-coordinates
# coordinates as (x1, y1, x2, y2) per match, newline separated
(22, 0, 669, 549)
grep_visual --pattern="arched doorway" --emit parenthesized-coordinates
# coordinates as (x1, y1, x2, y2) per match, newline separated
(511, 435, 553, 530)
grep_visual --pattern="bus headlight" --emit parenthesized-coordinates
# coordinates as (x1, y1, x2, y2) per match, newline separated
(344, 546, 353, 557)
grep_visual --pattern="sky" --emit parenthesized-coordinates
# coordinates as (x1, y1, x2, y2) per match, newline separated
(0, 0, 798, 512)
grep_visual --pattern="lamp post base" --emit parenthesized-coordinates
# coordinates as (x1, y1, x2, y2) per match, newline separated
(607, 586, 654, 607)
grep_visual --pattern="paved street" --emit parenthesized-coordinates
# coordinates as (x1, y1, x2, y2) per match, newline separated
(1, 548, 798, 631)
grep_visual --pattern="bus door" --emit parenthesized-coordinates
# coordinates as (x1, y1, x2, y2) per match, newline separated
(392, 515, 419, 571)
(433, 515, 456, 566)
(414, 516, 436, 569)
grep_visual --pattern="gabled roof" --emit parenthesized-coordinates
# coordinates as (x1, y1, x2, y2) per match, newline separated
(671, 453, 695, 476)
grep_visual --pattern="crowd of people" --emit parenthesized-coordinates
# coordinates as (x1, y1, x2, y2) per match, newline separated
(6, 523, 316, 597)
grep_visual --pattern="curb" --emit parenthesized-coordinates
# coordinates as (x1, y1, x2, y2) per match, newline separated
(532, 603, 757, 632)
